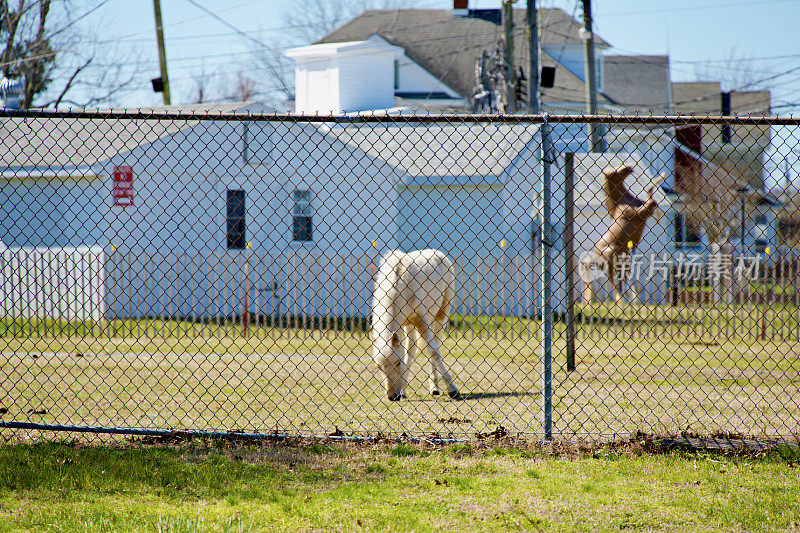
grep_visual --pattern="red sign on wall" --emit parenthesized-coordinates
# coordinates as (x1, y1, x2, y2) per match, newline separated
(113, 165, 134, 206)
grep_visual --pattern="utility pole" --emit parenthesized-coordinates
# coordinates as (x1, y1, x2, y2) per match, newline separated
(502, 0, 516, 111)
(527, 0, 539, 113)
(152, 0, 171, 105)
(581, 0, 600, 151)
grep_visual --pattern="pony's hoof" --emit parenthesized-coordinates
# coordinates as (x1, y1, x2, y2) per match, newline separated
(448, 390, 463, 401)
(401, 393, 408, 399)
(388, 392, 402, 402)
(430, 390, 440, 396)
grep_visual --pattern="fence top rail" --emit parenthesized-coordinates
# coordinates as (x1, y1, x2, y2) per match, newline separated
(3, 109, 800, 126)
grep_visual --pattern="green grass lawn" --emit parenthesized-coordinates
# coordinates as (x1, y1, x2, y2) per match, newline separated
(1, 309, 799, 441)
(0, 439, 798, 532)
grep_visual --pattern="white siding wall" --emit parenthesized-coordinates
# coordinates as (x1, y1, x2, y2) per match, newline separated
(260, 122, 400, 255)
(102, 120, 402, 258)
(337, 52, 395, 113)
(395, 56, 461, 97)
(100, 120, 401, 319)
(295, 58, 338, 114)
(0, 177, 107, 248)
(104, 124, 240, 256)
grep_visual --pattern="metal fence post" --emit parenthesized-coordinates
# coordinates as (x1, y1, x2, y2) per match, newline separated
(564, 152, 576, 372)
(540, 117, 553, 441)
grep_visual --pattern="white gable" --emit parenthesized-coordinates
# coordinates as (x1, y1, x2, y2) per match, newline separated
(287, 36, 403, 114)
(287, 35, 464, 113)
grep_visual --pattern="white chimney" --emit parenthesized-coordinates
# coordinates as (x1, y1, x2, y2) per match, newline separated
(286, 36, 403, 115)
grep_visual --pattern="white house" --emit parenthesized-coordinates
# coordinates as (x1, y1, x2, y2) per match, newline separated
(286, 34, 465, 114)
(0, 14, 689, 323)
(283, 30, 683, 308)
(2, 102, 550, 319)
(312, 6, 670, 115)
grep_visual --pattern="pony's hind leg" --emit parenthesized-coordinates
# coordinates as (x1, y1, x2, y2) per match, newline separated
(401, 326, 417, 398)
(418, 318, 460, 399)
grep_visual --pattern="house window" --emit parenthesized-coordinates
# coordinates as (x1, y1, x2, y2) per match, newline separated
(226, 190, 246, 249)
(686, 223, 702, 244)
(673, 213, 684, 244)
(292, 189, 313, 242)
(673, 213, 701, 244)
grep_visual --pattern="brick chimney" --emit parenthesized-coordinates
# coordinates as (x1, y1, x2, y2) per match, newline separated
(454, 0, 468, 16)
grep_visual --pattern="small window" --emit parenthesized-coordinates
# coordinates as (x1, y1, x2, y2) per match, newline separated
(292, 189, 313, 242)
(226, 190, 246, 249)
(686, 223, 702, 244)
(394, 59, 399, 90)
(673, 213, 684, 244)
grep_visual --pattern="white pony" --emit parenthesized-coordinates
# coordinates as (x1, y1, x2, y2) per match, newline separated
(371, 249, 461, 401)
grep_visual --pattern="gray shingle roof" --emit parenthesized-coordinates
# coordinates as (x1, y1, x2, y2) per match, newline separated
(325, 123, 537, 178)
(1, 102, 255, 169)
(317, 8, 610, 104)
(603, 55, 670, 113)
(672, 82, 722, 115)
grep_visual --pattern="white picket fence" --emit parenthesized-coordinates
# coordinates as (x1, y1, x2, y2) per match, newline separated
(3, 246, 799, 341)
(105, 250, 543, 322)
(0, 247, 107, 321)
(0, 247, 545, 326)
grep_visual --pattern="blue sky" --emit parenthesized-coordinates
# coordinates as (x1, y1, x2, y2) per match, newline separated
(68, 0, 800, 187)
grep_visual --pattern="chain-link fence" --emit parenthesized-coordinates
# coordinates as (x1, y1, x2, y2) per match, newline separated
(1, 109, 799, 442)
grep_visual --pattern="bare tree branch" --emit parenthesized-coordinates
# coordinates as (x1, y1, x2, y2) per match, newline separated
(693, 47, 773, 92)
(252, 39, 293, 103)
(217, 69, 258, 102)
(1, 0, 144, 108)
(45, 54, 90, 107)
(187, 70, 215, 104)
(252, 0, 418, 107)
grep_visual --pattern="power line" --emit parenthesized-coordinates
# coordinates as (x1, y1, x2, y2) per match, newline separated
(671, 53, 800, 64)
(49, 0, 112, 39)
(90, 0, 265, 46)
(183, 0, 266, 48)
(599, 0, 799, 17)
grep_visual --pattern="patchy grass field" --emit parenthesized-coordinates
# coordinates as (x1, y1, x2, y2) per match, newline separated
(1, 311, 799, 440)
(0, 438, 798, 532)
